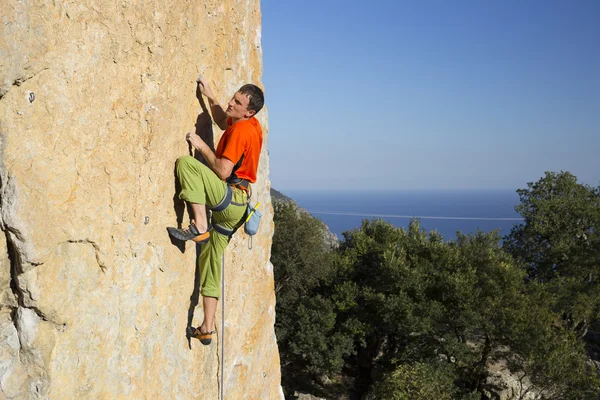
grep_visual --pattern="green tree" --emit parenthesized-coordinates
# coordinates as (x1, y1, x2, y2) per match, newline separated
(512, 326, 600, 400)
(369, 362, 461, 400)
(335, 219, 446, 395)
(504, 171, 600, 332)
(339, 219, 598, 399)
(271, 202, 333, 301)
(271, 201, 355, 388)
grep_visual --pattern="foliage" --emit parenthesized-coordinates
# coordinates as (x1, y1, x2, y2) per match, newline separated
(271, 202, 333, 304)
(504, 171, 600, 330)
(283, 295, 355, 374)
(271, 176, 600, 399)
(518, 327, 600, 400)
(368, 362, 460, 400)
(271, 202, 355, 379)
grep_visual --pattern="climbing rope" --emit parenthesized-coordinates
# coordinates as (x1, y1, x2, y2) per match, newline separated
(220, 253, 225, 400)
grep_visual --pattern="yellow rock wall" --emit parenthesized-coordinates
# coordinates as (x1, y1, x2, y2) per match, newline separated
(0, 0, 281, 398)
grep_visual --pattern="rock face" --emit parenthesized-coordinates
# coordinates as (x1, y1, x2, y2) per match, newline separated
(0, 1, 282, 398)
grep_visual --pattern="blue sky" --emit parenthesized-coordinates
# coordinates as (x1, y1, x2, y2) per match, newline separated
(261, 0, 600, 190)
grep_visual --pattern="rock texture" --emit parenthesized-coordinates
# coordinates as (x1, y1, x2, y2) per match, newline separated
(485, 360, 537, 400)
(0, 1, 282, 398)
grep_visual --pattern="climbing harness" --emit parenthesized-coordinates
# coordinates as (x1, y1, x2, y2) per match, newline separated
(209, 187, 261, 248)
(226, 176, 251, 195)
(209, 184, 248, 238)
(209, 155, 261, 241)
(209, 185, 233, 212)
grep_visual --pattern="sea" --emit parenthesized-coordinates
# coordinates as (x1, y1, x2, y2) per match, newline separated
(282, 189, 524, 242)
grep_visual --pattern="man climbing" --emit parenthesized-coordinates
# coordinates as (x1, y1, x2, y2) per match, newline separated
(168, 75, 264, 345)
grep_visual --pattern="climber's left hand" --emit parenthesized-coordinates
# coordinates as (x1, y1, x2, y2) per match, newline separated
(186, 132, 206, 151)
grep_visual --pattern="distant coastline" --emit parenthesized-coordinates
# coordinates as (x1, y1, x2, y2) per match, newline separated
(271, 188, 339, 247)
(275, 188, 522, 241)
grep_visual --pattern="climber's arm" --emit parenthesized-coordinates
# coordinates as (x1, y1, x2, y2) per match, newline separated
(186, 132, 234, 179)
(196, 76, 228, 131)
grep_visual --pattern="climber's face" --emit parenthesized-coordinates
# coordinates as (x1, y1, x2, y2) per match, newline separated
(226, 92, 256, 121)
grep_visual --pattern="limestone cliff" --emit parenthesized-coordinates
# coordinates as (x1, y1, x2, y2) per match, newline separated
(0, 1, 282, 398)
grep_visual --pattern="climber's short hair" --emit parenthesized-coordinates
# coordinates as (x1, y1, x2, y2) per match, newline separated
(239, 84, 264, 115)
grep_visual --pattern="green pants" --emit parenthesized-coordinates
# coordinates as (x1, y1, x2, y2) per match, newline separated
(176, 155, 247, 299)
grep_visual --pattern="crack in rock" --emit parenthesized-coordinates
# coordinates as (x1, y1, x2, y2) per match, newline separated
(66, 239, 107, 272)
(1, 227, 50, 397)
(0, 67, 50, 100)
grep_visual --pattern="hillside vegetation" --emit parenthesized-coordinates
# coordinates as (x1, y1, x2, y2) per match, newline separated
(271, 172, 600, 400)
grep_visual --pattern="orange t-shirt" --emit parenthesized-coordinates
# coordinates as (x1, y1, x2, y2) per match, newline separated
(216, 117, 263, 183)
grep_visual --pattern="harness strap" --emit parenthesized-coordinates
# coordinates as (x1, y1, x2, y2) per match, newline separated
(210, 194, 249, 238)
(212, 223, 234, 237)
(226, 151, 254, 200)
(226, 177, 250, 196)
(209, 181, 249, 237)
(210, 185, 232, 212)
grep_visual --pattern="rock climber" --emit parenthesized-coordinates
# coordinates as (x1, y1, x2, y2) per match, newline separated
(168, 75, 264, 345)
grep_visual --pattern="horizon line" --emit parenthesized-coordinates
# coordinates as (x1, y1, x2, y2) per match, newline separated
(307, 210, 524, 221)
(275, 187, 521, 192)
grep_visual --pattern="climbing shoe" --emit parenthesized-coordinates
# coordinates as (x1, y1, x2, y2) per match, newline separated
(191, 327, 214, 345)
(167, 224, 210, 244)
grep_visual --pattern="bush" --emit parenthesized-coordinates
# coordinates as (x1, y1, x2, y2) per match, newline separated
(369, 362, 461, 400)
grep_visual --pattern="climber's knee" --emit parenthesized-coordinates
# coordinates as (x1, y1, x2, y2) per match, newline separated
(176, 155, 196, 172)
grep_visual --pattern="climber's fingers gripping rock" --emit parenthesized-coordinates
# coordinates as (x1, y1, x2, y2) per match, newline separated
(196, 74, 215, 99)
(186, 131, 206, 152)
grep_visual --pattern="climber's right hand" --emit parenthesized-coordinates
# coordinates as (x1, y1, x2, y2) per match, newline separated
(196, 75, 214, 99)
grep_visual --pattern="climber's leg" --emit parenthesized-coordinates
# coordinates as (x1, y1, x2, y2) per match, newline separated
(196, 187, 247, 335)
(200, 296, 218, 334)
(196, 228, 228, 339)
(176, 155, 228, 207)
(190, 203, 208, 232)
(168, 155, 228, 241)
(197, 230, 229, 302)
